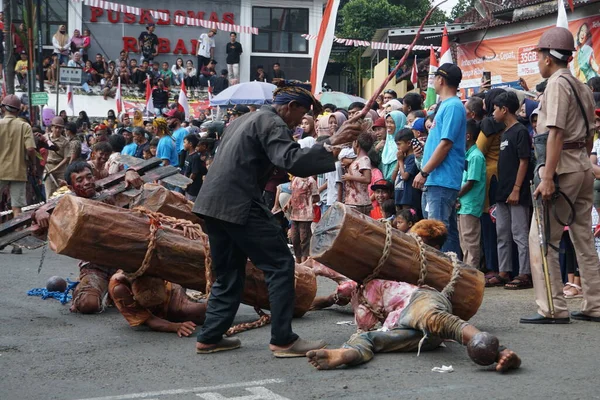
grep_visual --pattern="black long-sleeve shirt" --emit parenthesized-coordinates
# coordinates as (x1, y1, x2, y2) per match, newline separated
(192, 105, 336, 224)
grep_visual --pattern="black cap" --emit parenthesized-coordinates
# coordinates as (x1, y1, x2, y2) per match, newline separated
(435, 63, 462, 87)
(229, 104, 250, 115)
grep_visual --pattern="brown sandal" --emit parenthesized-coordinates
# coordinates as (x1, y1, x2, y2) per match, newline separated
(504, 275, 533, 290)
(485, 274, 509, 287)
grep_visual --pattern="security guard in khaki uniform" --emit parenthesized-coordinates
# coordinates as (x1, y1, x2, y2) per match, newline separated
(520, 27, 600, 324)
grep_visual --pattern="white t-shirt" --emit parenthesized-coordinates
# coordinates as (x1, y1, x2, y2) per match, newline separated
(592, 139, 600, 166)
(297, 136, 316, 149)
(325, 162, 343, 205)
(197, 33, 215, 58)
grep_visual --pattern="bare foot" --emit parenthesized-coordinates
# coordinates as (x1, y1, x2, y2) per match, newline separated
(306, 348, 361, 370)
(310, 295, 337, 310)
(496, 349, 521, 372)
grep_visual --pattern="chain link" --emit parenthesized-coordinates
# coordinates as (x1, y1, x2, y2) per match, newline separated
(37, 241, 49, 274)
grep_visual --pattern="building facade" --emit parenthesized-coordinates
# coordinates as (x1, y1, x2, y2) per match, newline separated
(5, 0, 324, 83)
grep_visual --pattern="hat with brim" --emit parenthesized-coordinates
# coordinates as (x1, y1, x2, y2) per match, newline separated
(370, 179, 393, 191)
(435, 63, 462, 87)
(51, 116, 65, 128)
(372, 117, 386, 128)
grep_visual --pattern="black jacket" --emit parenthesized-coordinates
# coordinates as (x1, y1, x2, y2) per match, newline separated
(192, 106, 336, 224)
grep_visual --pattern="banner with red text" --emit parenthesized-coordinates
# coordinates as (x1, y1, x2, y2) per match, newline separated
(456, 15, 600, 91)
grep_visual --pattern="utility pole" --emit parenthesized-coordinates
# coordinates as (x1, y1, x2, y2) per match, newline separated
(25, 0, 35, 124)
(4, 0, 15, 95)
(37, 0, 43, 92)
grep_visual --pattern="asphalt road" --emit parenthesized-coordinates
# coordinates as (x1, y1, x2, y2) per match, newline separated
(1, 247, 599, 400)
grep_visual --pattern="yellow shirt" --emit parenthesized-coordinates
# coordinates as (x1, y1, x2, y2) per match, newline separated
(0, 116, 36, 181)
(15, 60, 28, 73)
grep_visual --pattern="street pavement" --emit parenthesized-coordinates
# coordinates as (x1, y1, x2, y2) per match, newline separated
(1, 247, 599, 400)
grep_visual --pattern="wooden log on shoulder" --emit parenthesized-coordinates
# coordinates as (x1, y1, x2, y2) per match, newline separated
(127, 183, 202, 225)
(48, 195, 207, 291)
(310, 203, 485, 321)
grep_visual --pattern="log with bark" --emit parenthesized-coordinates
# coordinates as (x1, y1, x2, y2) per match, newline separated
(310, 203, 485, 321)
(48, 195, 316, 317)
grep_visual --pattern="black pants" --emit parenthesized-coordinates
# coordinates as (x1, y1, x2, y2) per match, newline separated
(197, 202, 299, 346)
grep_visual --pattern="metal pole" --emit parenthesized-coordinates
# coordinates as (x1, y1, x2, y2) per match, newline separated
(4, 0, 15, 94)
(37, 0, 44, 92)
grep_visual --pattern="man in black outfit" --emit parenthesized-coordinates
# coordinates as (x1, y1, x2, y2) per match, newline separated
(226, 32, 243, 83)
(193, 81, 362, 356)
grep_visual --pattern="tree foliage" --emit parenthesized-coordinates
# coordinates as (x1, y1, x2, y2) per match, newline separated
(337, 0, 447, 41)
(450, 0, 476, 20)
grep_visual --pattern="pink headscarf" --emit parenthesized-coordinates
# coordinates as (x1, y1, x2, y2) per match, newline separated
(332, 111, 347, 126)
(317, 114, 331, 137)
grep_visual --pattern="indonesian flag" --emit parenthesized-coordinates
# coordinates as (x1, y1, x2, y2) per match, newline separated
(309, 0, 341, 94)
(116, 77, 123, 114)
(145, 74, 154, 113)
(67, 85, 74, 115)
(207, 80, 213, 100)
(178, 79, 190, 120)
(410, 55, 418, 88)
(440, 23, 453, 65)
(557, 0, 569, 28)
(1, 78, 7, 99)
(424, 46, 439, 110)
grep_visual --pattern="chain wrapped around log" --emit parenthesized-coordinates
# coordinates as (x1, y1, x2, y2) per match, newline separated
(310, 202, 485, 321)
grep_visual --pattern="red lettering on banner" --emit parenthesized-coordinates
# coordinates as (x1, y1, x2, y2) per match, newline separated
(90, 7, 103, 22)
(107, 10, 120, 23)
(156, 10, 170, 25)
(209, 12, 219, 22)
(173, 39, 189, 55)
(157, 38, 170, 53)
(222, 12, 235, 24)
(124, 12, 136, 24)
(139, 10, 153, 25)
(174, 10, 186, 26)
(190, 39, 198, 55)
(123, 37, 138, 53)
(188, 11, 206, 20)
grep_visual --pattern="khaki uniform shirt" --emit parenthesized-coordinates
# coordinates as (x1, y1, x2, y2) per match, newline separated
(536, 68, 596, 175)
(46, 135, 68, 167)
(0, 116, 36, 181)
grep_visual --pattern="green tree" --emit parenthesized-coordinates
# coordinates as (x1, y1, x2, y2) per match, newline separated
(450, 0, 475, 20)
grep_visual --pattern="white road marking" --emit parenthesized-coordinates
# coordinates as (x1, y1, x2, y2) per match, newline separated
(197, 386, 291, 400)
(73, 379, 285, 400)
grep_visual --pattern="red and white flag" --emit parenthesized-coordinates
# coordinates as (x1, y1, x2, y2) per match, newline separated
(556, 0, 569, 28)
(309, 0, 341, 94)
(67, 85, 74, 115)
(145, 74, 154, 114)
(207, 80, 213, 101)
(178, 79, 190, 120)
(410, 55, 419, 88)
(116, 77, 123, 114)
(440, 23, 453, 65)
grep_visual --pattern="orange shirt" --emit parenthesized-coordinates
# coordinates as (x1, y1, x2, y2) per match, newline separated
(370, 205, 383, 220)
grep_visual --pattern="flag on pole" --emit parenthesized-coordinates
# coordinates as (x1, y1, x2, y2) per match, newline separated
(207, 80, 213, 101)
(410, 55, 419, 88)
(309, 0, 341, 94)
(116, 77, 123, 114)
(556, 0, 569, 28)
(566, 0, 574, 12)
(178, 79, 190, 120)
(145, 74, 154, 114)
(67, 85, 74, 115)
(440, 23, 453, 65)
(424, 46, 439, 109)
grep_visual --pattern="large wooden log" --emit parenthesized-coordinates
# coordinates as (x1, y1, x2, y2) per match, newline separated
(48, 195, 316, 317)
(310, 203, 485, 321)
(48, 195, 207, 291)
(127, 183, 202, 225)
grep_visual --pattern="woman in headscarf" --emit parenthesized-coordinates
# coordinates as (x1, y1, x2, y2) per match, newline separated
(76, 111, 90, 130)
(476, 88, 505, 284)
(316, 114, 331, 137)
(133, 109, 144, 127)
(380, 110, 407, 181)
(300, 115, 315, 138)
(328, 112, 347, 135)
(518, 98, 539, 137)
(52, 25, 71, 65)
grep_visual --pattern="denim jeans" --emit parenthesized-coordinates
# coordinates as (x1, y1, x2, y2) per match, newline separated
(422, 185, 461, 255)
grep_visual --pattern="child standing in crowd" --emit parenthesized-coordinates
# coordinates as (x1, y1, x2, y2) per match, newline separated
(182, 134, 208, 202)
(457, 119, 486, 269)
(285, 175, 319, 263)
(381, 199, 396, 221)
(491, 92, 533, 289)
(395, 208, 419, 233)
(393, 128, 420, 215)
(369, 179, 393, 219)
(342, 132, 373, 215)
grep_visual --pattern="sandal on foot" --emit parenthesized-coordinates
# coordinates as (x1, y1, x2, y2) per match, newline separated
(563, 282, 583, 298)
(505, 275, 533, 290)
(272, 338, 327, 358)
(485, 275, 509, 287)
(196, 337, 241, 354)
